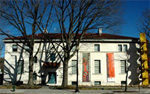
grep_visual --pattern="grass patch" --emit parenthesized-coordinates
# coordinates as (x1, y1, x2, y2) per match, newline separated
(51, 85, 122, 90)
(0, 84, 41, 89)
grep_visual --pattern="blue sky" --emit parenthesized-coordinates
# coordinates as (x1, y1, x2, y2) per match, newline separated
(51, 0, 150, 38)
(2, 0, 150, 38)
(0, 0, 150, 57)
(120, 0, 150, 38)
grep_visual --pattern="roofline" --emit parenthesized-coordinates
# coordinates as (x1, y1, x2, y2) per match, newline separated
(3, 33, 139, 43)
(4, 33, 139, 39)
(3, 38, 139, 43)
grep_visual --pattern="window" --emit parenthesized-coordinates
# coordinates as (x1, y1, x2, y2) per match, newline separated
(33, 71, 37, 80)
(118, 45, 122, 52)
(34, 56, 37, 63)
(24, 45, 30, 52)
(72, 81, 77, 85)
(120, 60, 127, 74)
(94, 81, 101, 85)
(94, 44, 100, 52)
(12, 45, 17, 52)
(50, 53, 56, 61)
(17, 60, 24, 74)
(123, 45, 127, 51)
(72, 60, 77, 74)
(121, 81, 126, 85)
(94, 60, 101, 74)
(72, 46, 76, 52)
(118, 44, 128, 52)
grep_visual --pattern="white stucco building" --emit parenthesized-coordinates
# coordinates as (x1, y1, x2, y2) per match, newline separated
(3, 33, 140, 86)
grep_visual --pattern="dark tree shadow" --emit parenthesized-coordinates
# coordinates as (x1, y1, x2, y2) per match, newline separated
(38, 42, 62, 85)
(0, 58, 4, 85)
(4, 58, 17, 84)
(4, 41, 62, 86)
(3, 44, 27, 85)
(127, 43, 140, 85)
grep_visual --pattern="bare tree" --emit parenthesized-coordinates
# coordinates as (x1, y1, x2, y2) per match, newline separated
(0, 1, 4, 57)
(52, 0, 123, 88)
(0, 0, 53, 86)
(0, 38, 4, 57)
(138, 9, 150, 39)
(0, 0, 123, 87)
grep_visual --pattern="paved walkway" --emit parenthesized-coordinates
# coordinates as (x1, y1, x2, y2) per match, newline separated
(0, 86, 150, 94)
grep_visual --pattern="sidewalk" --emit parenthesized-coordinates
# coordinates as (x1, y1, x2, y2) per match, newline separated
(0, 86, 150, 94)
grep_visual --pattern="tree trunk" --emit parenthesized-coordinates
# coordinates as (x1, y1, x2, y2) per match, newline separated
(125, 70, 128, 92)
(62, 59, 69, 88)
(28, 50, 34, 86)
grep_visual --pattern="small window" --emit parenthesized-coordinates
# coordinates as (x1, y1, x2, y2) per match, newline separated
(17, 60, 24, 74)
(118, 45, 122, 52)
(120, 60, 127, 74)
(33, 71, 37, 80)
(123, 45, 128, 52)
(72, 81, 77, 85)
(50, 53, 55, 61)
(94, 60, 101, 74)
(118, 44, 128, 52)
(72, 60, 77, 74)
(72, 46, 76, 52)
(24, 45, 30, 52)
(34, 56, 37, 63)
(12, 45, 17, 52)
(94, 44, 100, 52)
(121, 81, 126, 84)
(94, 81, 101, 85)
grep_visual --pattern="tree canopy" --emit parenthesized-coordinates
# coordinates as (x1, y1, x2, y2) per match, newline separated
(0, 0, 123, 87)
(138, 9, 150, 39)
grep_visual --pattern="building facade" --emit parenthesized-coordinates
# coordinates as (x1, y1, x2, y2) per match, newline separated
(3, 33, 140, 86)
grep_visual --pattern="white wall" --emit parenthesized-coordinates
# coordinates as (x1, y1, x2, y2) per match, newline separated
(4, 41, 139, 86)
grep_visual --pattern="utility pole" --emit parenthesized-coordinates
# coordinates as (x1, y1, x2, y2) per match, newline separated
(75, 46, 79, 92)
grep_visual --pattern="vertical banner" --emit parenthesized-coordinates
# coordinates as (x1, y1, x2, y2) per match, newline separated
(107, 53, 115, 82)
(82, 53, 90, 82)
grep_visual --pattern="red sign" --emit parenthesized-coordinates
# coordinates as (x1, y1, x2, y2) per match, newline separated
(82, 53, 90, 82)
(107, 53, 115, 81)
